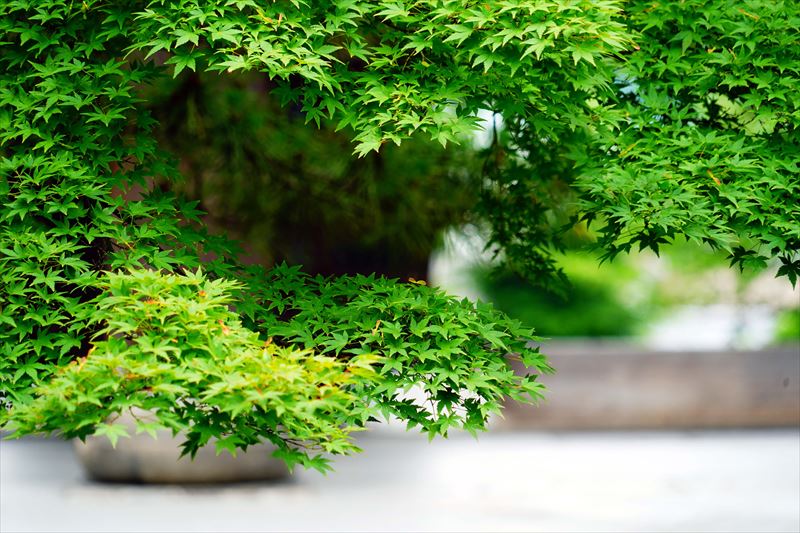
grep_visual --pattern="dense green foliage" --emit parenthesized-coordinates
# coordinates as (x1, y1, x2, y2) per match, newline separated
(9, 269, 381, 471)
(7, 265, 547, 468)
(479, 0, 799, 283)
(241, 264, 548, 436)
(579, 0, 800, 277)
(1, 0, 798, 468)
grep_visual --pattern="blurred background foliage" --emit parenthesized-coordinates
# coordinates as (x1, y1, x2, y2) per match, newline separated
(464, 235, 799, 345)
(775, 308, 800, 344)
(472, 251, 645, 338)
(141, 72, 798, 346)
(144, 72, 480, 280)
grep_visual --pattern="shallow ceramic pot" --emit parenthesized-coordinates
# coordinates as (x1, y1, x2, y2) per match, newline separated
(74, 410, 289, 483)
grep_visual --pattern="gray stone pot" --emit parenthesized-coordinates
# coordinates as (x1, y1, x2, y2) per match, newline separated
(74, 410, 289, 483)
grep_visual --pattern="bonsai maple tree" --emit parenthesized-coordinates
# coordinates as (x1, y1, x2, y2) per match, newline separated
(1, 0, 797, 470)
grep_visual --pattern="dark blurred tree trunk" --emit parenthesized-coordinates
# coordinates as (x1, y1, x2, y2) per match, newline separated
(145, 72, 477, 281)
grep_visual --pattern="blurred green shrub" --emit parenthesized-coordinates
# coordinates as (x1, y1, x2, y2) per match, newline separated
(774, 308, 800, 344)
(473, 238, 797, 341)
(473, 252, 645, 337)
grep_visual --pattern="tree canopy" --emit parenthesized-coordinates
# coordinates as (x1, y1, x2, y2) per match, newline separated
(1, 0, 797, 468)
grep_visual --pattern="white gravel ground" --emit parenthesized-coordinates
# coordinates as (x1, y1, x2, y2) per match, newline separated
(2, 429, 799, 533)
